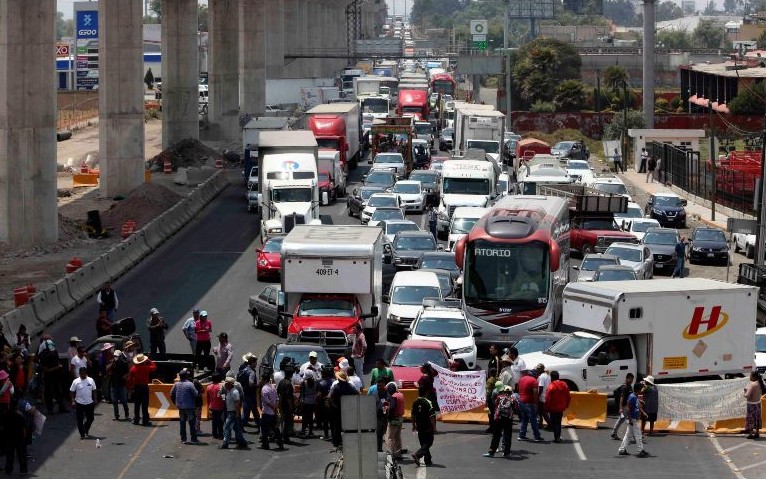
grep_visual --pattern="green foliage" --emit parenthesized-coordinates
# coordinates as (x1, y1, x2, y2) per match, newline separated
(530, 101, 556, 113)
(693, 19, 725, 48)
(669, 95, 681, 110)
(512, 38, 581, 108)
(604, 110, 646, 140)
(657, 29, 693, 49)
(656, 1, 684, 21)
(725, 0, 743, 14)
(603, 0, 640, 27)
(757, 29, 766, 49)
(728, 81, 766, 114)
(703, 0, 718, 14)
(602, 65, 629, 91)
(655, 98, 669, 112)
(554, 80, 586, 112)
(56, 12, 73, 40)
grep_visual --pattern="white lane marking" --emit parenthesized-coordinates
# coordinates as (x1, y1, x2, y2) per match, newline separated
(416, 464, 428, 479)
(721, 442, 749, 454)
(708, 434, 747, 479)
(567, 428, 587, 461)
(739, 458, 766, 472)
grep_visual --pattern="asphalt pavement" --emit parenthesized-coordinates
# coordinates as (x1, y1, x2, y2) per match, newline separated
(28, 156, 762, 479)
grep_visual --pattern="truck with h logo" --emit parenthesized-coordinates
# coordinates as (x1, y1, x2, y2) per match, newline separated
(520, 278, 757, 393)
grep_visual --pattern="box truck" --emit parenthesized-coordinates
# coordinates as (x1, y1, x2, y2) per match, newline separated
(306, 103, 362, 171)
(281, 225, 384, 356)
(520, 279, 757, 393)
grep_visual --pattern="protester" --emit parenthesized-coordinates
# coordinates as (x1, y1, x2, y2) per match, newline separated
(745, 371, 764, 439)
(545, 371, 571, 443)
(299, 351, 324, 380)
(193, 377, 204, 435)
(96, 282, 119, 321)
(213, 332, 234, 374)
(108, 349, 130, 421)
(9, 352, 27, 398)
(611, 373, 635, 440)
(238, 353, 259, 431)
(277, 364, 297, 442)
(536, 364, 551, 429)
(122, 340, 137, 362)
(128, 353, 156, 426)
(612, 148, 624, 173)
(147, 308, 168, 358)
(0, 370, 14, 414)
(96, 309, 112, 338)
(639, 147, 649, 173)
(329, 371, 359, 448)
(385, 381, 404, 458)
(182, 308, 200, 354)
(194, 311, 213, 370)
(170, 369, 199, 444)
(517, 370, 543, 442)
(640, 375, 659, 437)
(70, 367, 98, 439)
(69, 346, 91, 379)
(417, 363, 439, 414)
(369, 358, 394, 386)
(259, 372, 285, 451)
(369, 377, 389, 452)
(619, 383, 649, 457)
(498, 355, 514, 387)
(207, 373, 225, 439)
(316, 367, 333, 440)
(38, 339, 68, 415)
(485, 367, 498, 433)
(487, 344, 502, 375)
(671, 236, 687, 279)
(347, 366, 363, 391)
(4, 398, 29, 475)
(67, 336, 81, 361)
(15, 324, 29, 353)
(351, 323, 366, 377)
(411, 385, 437, 466)
(483, 385, 516, 458)
(299, 373, 318, 438)
(219, 377, 249, 449)
(647, 154, 657, 183)
(508, 348, 526, 388)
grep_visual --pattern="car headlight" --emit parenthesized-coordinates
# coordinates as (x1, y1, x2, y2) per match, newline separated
(394, 257, 402, 263)
(452, 346, 474, 355)
(268, 227, 282, 234)
(652, 208, 664, 215)
(287, 333, 299, 342)
(388, 314, 400, 323)
(597, 237, 605, 245)
(258, 259, 268, 266)
(692, 246, 702, 252)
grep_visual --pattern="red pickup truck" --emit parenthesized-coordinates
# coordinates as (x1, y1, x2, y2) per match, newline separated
(570, 214, 638, 255)
(286, 293, 370, 357)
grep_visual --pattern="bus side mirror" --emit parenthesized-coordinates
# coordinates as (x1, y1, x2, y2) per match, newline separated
(550, 240, 561, 272)
(454, 236, 467, 269)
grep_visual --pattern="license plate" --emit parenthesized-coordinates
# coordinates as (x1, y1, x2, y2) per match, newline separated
(707, 253, 714, 257)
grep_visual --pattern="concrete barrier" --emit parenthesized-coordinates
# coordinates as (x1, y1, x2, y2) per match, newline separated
(28, 287, 65, 327)
(401, 388, 418, 421)
(653, 419, 699, 434)
(101, 249, 123, 281)
(1, 304, 44, 339)
(148, 380, 209, 421)
(52, 278, 77, 313)
(563, 390, 607, 429)
(439, 406, 488, 424)
(142, 212, 170, 250)
(708, 395, 766, 434)
(123, 233, 149, 266)
(66, 268, 97, 305)
(81, 257, 110, 295)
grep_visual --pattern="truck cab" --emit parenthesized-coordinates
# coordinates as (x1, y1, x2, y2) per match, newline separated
(436, 160, 495, 239)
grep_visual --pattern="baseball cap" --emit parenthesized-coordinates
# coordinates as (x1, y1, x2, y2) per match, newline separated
(193, 307, 200, 314)
(200, 310, 208, 317)
(309, 351, 318, 358)
(150, 307, 159, 314)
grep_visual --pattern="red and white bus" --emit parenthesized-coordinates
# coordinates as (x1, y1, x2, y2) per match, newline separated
(453, 195, 570, 346)
(430, 72, 456, 97)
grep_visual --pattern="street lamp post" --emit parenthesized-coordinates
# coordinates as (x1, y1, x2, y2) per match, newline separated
(623, 79, 628, 171)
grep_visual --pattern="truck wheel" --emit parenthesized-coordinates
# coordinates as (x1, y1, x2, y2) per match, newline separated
(734, 241, 740, 253)
(564, 380, 579, 392)
(747, 245, 755, 259)
(277, 318, 287, 338)
(252, 310, 262, 329)
(347, 206, 354, 217)
(582, 244, 594, 256)
(365, 326, 379, 352)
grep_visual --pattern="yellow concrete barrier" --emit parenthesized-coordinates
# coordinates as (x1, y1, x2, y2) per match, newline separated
(401, 388, 418, 421)
(653, 419, 698, 434)
(708, 395, 766, 434)
(439, 406, 488, 424)
(73, 173, 98, 187)
(563, 390, 607, 430)
(148, 380, 209, 421)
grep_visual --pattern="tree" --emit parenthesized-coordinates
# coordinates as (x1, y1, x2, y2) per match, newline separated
(198, 5, 208, 32)
(602, 65, 629, 92)
(56, 11, 73, 40)
(604, 110, 646, 140)
(602, 0, 639, 27)
(512, 38, 581, 108)
(693, 19, 725, 48)
(724, 0, 743, 13)
(657, 29, 693, 49)
(554, 80, 587, 112)
(703, 0, 717, 13)
(656, 1, 684, 21)
(149, 0, 161, 22)
(728, 82, 766, 115)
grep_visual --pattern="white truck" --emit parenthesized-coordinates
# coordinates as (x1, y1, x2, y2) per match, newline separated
(353, 76, 382, 104)
(454, 105, 506, 168)
(280, 225, 384, 355)
(257, 131, 324, 243)
(436, 160, 496, 240)
(520, 279, 757, 393)
(318, 150, 346, 199)
(447, 206, 490, 252)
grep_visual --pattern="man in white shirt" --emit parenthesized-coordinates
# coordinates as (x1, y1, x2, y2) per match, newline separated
(70, 367, 98, 439)
(508, 347, 526, 391)
(299, 351, 323, 380)
(535, 363, 551, 429)
(70, 346, 91, 379)
(182, 308, 200, 354)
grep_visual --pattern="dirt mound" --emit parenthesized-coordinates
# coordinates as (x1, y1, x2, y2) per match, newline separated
(149, 138, 219, 170)
(101, 182, 183, 231)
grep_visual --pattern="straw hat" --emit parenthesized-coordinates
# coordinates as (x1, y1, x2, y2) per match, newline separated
(133, 354, 149, 365)
(336, 371, 349, 382)
(644, 375, 655, 385)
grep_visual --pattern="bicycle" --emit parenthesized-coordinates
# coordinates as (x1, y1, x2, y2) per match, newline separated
(324, 448, 344, 479)
(385, 452, 404, 479)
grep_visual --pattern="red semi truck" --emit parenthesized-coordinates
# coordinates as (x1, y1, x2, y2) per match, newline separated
(397, 89, 429, 120)
(306, 103, 362, 170)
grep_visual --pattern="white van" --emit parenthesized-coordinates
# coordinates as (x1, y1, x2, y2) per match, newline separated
(448, 206, 489, 251)
(385, 270, 442, 342)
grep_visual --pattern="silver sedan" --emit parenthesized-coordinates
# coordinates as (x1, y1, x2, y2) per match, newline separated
(604, 242, 654, 280)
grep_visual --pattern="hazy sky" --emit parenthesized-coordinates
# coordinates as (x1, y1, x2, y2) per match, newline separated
(384, 0, 411, 20)
(57, 0, 208, 19)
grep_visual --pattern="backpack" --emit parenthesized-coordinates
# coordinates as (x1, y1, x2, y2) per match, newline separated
(613, 384, 628, 406)
(648, 157, 657, 170)
(236, 366, 251, 389)
(496, 394, 516, 419)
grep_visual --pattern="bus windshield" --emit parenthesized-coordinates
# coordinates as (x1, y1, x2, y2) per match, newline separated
(442, 178, 490, 196)
(432, 80, 455, 95)
(466, 140, 499, 154)
(464, 240, 550, 309)
(362, 98, 388, 113)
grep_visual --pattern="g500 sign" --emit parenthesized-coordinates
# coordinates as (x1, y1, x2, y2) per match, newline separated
(76, 11, 98, 39)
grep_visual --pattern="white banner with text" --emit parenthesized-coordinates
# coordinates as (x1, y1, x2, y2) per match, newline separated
(657, 377, 749, 421)
(430, 362, 487, 413)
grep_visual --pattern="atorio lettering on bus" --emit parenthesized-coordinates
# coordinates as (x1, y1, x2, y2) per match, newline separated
(474, 248, 515, 257)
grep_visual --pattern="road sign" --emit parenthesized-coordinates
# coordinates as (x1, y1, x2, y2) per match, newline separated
(727, 218, 757, 235)
(472, 40, 488, 51)
(56, 42, 70, 57)
(470, 20, 488, 36)
(472, 34, 487, 42)
(508, 0, 555, 19)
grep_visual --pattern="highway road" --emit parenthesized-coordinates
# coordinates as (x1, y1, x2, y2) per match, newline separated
(33, 155, 758, 479)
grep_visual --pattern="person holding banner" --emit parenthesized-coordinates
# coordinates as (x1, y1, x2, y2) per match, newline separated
(744, 371, 764, 439)
(483, 385, 516, 458)
(411, 385, 436, 467)
(384, 382, 404, 459)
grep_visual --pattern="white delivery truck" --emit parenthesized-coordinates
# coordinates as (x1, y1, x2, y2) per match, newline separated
(520, 279, 757, 393)
(280, 225, 384, 355)
(353, 76, 382, 104)
(454, 105, 506, 168)
(305, 103, 362, 170)
(318, 150, 346, 198)
(436, 160, 496, 240)
(447, 206, 489, 252)
(257, 131, 324, 243)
